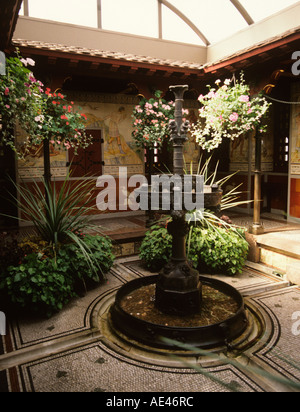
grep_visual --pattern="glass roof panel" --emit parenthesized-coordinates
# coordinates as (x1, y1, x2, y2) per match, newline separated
(101, 0, 158, 38)
(239, 0, 300, 21)
(26, 0, 98, 28)
(161, 3, 206, 46)
(19, 0, 300, 46)
(166, 0, 248, 45)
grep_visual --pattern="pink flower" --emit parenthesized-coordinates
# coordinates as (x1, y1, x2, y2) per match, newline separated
(247, 108, 253, 114)
(239, 95, 250, 103)
(5, 105, 10, 109)
(4, 87, 9, 95)
(207, 91, 216, 99)
(229, 112, 239, 122)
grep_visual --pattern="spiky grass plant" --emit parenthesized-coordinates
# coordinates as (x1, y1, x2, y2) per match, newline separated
(161, 337, 300, 392)
(7, 174, 106, 279)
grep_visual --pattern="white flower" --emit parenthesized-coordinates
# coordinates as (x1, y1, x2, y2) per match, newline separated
(224, 79, 231, 86)
(20, 57, 35, 67)
(34, 115, 44, 123)
(26, 58, 35, 67)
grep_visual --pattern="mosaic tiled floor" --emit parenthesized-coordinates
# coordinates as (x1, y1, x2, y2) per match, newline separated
(1, 257, 300, 393)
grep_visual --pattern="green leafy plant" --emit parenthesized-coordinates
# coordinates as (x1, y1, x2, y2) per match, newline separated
(188, 226, 249, 275)
(4, 173, 116, 281)
(4, 253, 76, 317)
(140, 156, 250, 274)
(0, 233, 114, 316)
(191, 74, 271, 152)
(62, 234, 115, 283)
(140, 224, 248, 276)
(139, 225, 172, 272)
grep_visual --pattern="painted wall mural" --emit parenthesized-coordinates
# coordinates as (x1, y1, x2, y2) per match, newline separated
(229, 111, 274, 173)
(290, 83, 300, 219)
(81, 101, 144, 176)
(16, 125, 68, 179)
(290, 83, 300, 176)
(16, 95, 144, 179)
(16, 93, 200, 182)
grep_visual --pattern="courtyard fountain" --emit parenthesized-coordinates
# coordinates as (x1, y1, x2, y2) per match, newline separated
(108, 85, 249, 350)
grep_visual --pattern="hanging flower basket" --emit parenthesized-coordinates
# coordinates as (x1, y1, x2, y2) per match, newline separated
(191, 74, 272, 152)
(36, 88, 92, 154)
(132, 90, 177, 151)
(0, 53, 44, 156)
(0, 51, 92, 158)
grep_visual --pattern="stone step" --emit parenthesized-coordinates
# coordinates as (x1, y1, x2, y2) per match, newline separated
(250, 231, 300, 287)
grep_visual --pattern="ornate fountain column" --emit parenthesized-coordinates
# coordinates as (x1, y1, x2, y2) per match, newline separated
(109, 85, 248, 349)
(155, 85, 202, 316)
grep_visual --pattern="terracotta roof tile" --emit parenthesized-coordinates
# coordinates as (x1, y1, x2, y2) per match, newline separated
(13, 26, 300, 75)
(12, 39, 204, 71)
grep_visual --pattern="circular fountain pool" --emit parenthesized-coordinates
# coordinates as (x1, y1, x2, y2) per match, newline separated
(109, 275, 248, 350)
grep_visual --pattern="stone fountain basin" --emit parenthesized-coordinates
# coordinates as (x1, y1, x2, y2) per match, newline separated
(109, 275, 248, 350)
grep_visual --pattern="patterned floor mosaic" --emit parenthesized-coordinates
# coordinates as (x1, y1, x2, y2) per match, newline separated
(1, 257, 300, 393)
